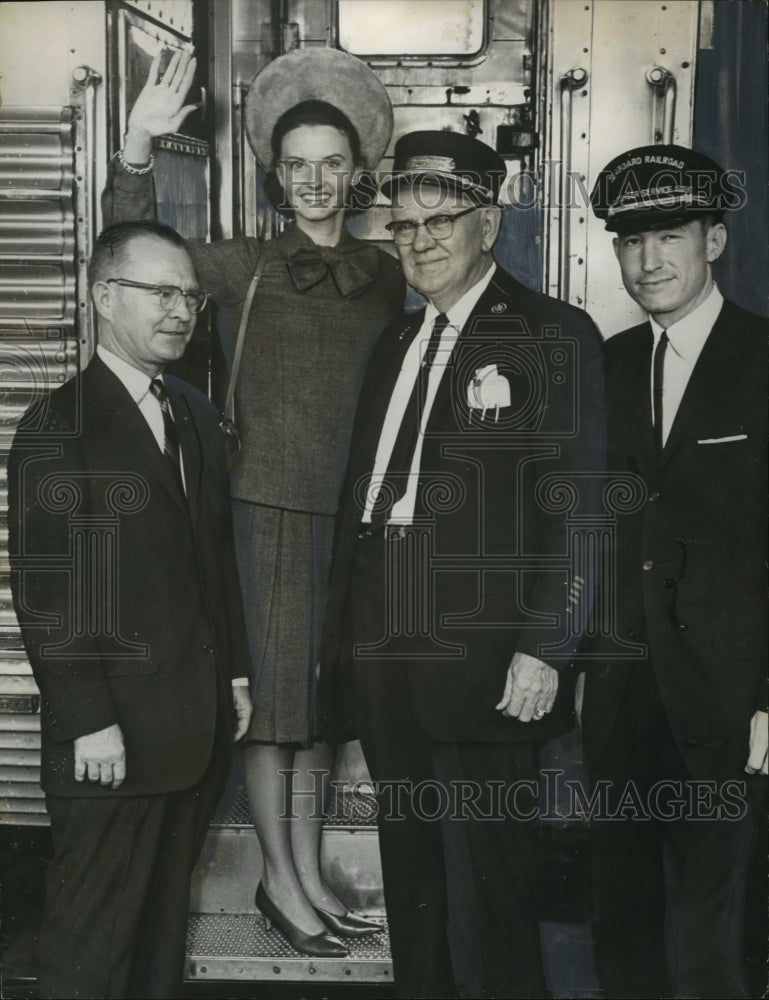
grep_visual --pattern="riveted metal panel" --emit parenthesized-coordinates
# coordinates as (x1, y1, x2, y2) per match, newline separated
(543, 0, 699, 335)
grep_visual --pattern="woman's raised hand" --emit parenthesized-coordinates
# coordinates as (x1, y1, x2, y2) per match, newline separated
(123, 49, 198, 163)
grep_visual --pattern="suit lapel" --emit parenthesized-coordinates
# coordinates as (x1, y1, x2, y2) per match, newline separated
(659, 301, 743, 467)
(619, 325, 657, 480)
(86, 357, 190, 517)
(166, 388, 202, 523)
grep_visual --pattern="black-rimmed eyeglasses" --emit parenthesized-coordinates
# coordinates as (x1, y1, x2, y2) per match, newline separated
(385, 205, 479, 245)
(106, 279, 209, 314)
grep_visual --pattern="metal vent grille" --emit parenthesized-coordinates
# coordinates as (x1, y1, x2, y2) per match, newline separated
(0, 107, 83, 825)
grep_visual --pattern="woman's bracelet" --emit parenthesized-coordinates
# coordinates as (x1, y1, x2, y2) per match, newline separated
(117, 147, 155, 175)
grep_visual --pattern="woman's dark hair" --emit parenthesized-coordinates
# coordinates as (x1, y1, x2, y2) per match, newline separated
(270, 100, 362, 166)
(265, 100, 375, 218)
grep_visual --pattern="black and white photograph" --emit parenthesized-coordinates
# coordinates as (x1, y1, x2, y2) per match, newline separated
(0, 1, 766, 998)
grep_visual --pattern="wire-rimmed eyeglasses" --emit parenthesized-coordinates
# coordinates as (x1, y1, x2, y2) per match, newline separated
(106, 279, 209, 314)
(385, 205, 479, 245)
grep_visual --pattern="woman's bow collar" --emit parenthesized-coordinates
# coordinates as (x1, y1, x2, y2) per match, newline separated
(286, 242, 380, 297)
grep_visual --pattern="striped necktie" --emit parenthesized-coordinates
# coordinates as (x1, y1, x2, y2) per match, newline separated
(149, 378, 184, 493)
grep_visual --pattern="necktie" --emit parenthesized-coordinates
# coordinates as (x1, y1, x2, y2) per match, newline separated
(652, 330, 668, 456)
(149, 378, 185, 493)
(380, 313, 450, 512)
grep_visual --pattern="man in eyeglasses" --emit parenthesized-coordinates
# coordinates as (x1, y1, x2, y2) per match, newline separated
(319, 131, 606, 998)
(7, 220, 252, 998)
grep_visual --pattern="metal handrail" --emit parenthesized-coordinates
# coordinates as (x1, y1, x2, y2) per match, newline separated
(558, 67, 588, 301)
(71, 65, 102, 358)
(646, 65, 677, 144)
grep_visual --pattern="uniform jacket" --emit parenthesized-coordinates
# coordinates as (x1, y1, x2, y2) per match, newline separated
(581, 298, 768, 781)
(8, 356, 250, 796)
(319, 265, 606, 744)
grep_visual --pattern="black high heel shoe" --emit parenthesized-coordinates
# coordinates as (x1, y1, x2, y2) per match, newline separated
(255, 883, 349, 958)
(313, 904, 383, 938)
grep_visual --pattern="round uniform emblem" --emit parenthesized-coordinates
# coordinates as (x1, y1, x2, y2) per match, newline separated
(491, 302, 507, 314)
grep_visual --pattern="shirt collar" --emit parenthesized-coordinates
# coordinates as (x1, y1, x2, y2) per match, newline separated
(649, 283, 724, 359)
(97, 344, 158, 401)
(424, 262, 497, 332)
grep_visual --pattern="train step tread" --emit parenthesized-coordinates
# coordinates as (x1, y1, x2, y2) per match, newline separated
(185, 913, 393, 983)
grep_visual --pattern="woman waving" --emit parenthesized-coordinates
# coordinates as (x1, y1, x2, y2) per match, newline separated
(103, 46, 404, 957)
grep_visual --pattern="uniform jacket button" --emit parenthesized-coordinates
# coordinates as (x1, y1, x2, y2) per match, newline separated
(202, 642, 214, 654)
(643, 560, 654, 571)
(649, 491, 661, 502)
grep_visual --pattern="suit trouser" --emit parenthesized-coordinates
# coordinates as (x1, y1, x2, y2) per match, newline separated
(351, 661, 548, 1000)
(37, 738, 231, 1000)
(590, 660, 764, 998)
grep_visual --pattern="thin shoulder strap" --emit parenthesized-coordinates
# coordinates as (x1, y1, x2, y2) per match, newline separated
(223, 245, 271, 426)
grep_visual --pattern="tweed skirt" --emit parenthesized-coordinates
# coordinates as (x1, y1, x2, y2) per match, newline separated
(231, 499, 335, 747)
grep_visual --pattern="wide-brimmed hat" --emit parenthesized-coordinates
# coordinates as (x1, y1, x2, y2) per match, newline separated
(244, 48, 393, 172)
(590, 144, 735, 234)
(380, 130, 506, 205)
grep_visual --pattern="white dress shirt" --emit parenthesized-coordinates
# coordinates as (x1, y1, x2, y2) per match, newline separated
(363, 263, 496, 525)
(649, 283, 723, 445)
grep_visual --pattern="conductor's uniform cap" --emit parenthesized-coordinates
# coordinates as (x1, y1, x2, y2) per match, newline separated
(381, 130, 507, 206)
(590, 144, 736, 234)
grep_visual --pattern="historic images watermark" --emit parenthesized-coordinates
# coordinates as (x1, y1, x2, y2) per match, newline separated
(274, 160, 749, 214)
(280, 768, 749, 824)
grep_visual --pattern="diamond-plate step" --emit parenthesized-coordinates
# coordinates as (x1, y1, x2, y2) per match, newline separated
(185, 913, 393, 984)
(193, 755, 385, 915)
(190, 824, 384, 914)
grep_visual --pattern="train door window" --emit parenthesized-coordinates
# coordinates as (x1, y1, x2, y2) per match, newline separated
(337, 0, 487, 59)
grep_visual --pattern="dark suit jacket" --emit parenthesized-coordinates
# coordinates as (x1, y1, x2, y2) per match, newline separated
(8, 355, 250, 796)
(581, 298, 768, 781)
(319, 265, 606, 744)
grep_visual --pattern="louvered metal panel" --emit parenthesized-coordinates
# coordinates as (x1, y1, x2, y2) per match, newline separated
(0, 765, 40, 783)
(0, 108, 78, 344)
(1, 782, 44, 799)
(0, 106, 83, 825)
(0, 731, 40, 749)
(0, 674, 40, 696)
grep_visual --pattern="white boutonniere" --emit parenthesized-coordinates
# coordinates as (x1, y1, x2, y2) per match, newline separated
(467, 364, 510, 422)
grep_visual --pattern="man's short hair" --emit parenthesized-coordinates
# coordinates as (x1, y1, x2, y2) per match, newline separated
(696, 213, 722, 232)
(89, 221, 188, 289)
